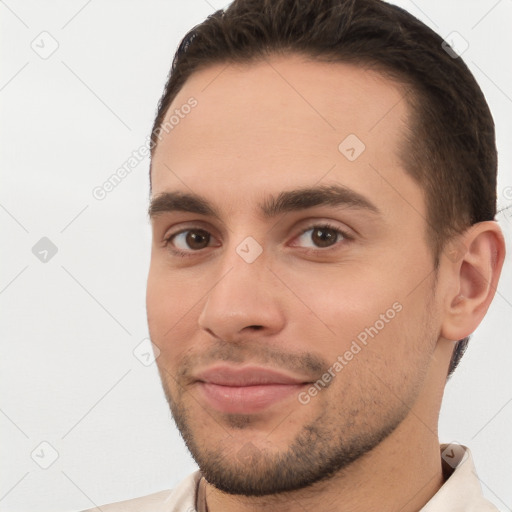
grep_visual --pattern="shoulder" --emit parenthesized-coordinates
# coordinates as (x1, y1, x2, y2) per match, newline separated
(79, 471, 201, 512)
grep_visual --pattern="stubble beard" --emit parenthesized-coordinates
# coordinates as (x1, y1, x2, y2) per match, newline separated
(159, 372, 411, 497)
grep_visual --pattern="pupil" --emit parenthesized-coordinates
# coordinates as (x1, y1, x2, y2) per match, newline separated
(188, 230, 209, 249)
(313, 228, 336, 247)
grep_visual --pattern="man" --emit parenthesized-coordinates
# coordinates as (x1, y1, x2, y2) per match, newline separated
(84, 0, 506, 510)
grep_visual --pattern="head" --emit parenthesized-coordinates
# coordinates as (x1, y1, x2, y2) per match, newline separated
(146, 0, 504, 498)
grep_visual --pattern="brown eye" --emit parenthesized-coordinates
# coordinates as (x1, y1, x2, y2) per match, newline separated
(295, 224, 346, 250)
(168, 229, 212, 251)
(311, 227, 339, 248)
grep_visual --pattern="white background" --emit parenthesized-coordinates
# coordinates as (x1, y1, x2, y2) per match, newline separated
(1, 1, 511, 511)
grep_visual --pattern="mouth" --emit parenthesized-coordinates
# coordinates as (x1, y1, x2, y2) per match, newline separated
(193, 365, 312, 414)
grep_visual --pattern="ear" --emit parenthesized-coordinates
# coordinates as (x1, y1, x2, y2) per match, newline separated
(441, 221, 506, 341)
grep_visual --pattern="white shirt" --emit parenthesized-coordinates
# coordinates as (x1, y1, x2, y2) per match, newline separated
(81, 444, 500, 511)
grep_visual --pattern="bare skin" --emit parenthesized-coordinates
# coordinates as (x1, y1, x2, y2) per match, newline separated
(146, 54, 505, 511)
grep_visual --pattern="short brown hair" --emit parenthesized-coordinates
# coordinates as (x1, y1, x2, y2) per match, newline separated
(149, 0, 497, 377)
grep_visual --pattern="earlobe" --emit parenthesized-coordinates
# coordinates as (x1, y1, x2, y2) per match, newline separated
(441, 221, 506, 342)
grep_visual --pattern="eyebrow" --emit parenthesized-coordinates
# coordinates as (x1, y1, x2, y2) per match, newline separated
(148, 184, 380, 221)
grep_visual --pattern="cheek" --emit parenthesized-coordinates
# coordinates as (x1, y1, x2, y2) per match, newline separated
(318, 304, 433, 416)
(284, 260, 434, 365)
(281, 264, 401, 335)
(146, 264, 198, 356)
(147, 257, 202, 314)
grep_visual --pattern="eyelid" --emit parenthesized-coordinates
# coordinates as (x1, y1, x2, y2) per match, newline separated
(288, 221, 352, 253)
(161, 220, 218, 244)
(294, 220, 353, 240)
(162, 225, 221, 254)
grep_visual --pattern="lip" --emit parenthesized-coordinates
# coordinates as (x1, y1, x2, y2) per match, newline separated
(194, 365, 311, 414)
(195, 365, 310, 386)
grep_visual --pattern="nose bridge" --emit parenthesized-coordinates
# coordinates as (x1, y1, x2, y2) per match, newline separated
(197, 235, 285, 340)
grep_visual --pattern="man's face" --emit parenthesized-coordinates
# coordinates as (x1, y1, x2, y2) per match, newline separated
(147, 55, 443, 495)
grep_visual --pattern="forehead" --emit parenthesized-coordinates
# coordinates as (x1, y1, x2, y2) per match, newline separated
(150, 54, 421, 221)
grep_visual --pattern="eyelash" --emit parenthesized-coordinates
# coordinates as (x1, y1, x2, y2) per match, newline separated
(163, 222, 352, 259)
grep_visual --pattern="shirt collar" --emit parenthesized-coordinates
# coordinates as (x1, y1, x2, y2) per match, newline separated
(419, 443, 498, 511)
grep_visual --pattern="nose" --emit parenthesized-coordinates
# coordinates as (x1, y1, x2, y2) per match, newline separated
(197, 252, 286, 343)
